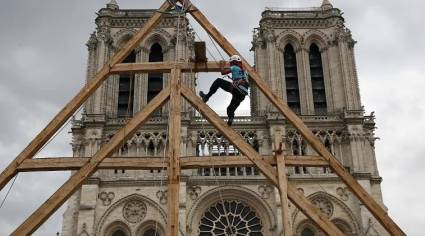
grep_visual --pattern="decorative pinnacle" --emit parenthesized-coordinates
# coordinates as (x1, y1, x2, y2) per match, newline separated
(321, 0, 333, 10)
(107, 0, 119, 10)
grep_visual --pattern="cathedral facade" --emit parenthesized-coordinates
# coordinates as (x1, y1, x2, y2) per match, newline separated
(61, 1, 389, 235)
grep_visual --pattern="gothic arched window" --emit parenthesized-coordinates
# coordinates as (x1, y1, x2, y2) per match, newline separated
(301, 227, 316, 236)
(309, 44, 327, 115)
(284, 44, 301, 114)
(143, 228, 161, 236)
(199, 200, 263, 236)
(112, 229, 127, 236)
(147, 43, 164, 104)
(117, 50, 137, 117)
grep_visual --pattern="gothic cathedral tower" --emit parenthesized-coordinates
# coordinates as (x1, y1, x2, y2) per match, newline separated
(62, 1, 389, 235)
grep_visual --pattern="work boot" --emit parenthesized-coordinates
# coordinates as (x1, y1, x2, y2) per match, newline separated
(227, 117, 234, 126)
(199, 91, 209, 103)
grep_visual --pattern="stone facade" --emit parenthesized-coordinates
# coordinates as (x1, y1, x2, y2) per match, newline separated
(61, 1, 388, 236)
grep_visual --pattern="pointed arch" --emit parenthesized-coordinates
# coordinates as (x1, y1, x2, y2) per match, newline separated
(187, 185, 276, 236)
(302, 30, 330, 51)
(292, 191, 361, 235)
(136, 220, 165, 236)
(113, 28, 138, 50)
(96, 194, 167, 236)
(104, 221, 131, 236)
(277, 29, 303, 52)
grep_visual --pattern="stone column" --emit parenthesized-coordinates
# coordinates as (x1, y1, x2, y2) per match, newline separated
(85, 32, 98, 114)
(337, 29, 362, 111)
(134, 47, 143, 113)
(252, 31, 267, 116)
(265, 29, 278, 113)
(76, 183, 99, 236)
(298, 47, 314, 115)
(321, 47, 335, 113)
(179, 181, 187, 236)
(92, 26, 110, 115)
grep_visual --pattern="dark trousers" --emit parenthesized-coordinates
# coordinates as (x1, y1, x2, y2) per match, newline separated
(205, 78, 246, 119)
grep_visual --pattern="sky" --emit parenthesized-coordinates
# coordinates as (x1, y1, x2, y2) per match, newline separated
(0, 0, 424, 235)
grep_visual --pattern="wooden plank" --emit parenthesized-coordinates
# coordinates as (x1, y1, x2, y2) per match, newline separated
(0, 1, 172, 192)
(273, 134, 292, 236)
(111, 62, 175, 74)
(16, 155, 329, 172)
(181, 84, 344, 236)
(188, 4, 405, 236)
(182, 155, 328, 168)
(11, 87, 170, 236)
(167, 68, 182, 236)
(110, 61, 228, 73)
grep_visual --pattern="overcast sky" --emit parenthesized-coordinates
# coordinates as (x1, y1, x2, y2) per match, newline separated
(0, 0, 424, 235)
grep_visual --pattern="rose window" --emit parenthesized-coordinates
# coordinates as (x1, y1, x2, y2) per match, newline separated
(198, 200, 263, 236)
(122, 200, 147, 223)
(312, 197, 333, 218)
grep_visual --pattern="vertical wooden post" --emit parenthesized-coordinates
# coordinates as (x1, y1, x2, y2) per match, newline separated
(274, 133, 292, 236)
(167, 68, 182, 236)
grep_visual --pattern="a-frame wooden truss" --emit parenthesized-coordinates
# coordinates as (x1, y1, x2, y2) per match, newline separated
(0, 1, 406, 235)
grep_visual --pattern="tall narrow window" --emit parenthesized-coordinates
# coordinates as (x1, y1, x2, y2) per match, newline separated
(147, 43, 164, 103)
(284, 44, 301, 114)
(117, 51, 136, 117)
(309, 44, 327, 115)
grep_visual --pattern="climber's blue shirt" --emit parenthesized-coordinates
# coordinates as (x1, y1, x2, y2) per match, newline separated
(229, 65, 249, 94)
(230, 65, 247, 80)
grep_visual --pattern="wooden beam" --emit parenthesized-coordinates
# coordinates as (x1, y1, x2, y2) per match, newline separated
(111, 62, 175, 74)
(188, 4, 405, 236)
(0, 1, 172, 192)
(11, 87, 170, 236)
(110, 61, 227, 74)
(167, 68, 182, 236)
(181, 84, 344, 236)
(16, 155, 329, 172)
(182, 155, 328, 168)
(273, 134, 292, 236)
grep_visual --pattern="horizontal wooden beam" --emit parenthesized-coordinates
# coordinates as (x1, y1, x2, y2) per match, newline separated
(17, 155, 328, 172)
(110, 61, 226, 74)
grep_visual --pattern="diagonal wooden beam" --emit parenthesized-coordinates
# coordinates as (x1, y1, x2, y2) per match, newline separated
(11, 87, 170, 236)
(167, 68, 182, 236)
(188, 4, 405, 235)
(181, 84, 344, 236)
(0, 1, 172, 192)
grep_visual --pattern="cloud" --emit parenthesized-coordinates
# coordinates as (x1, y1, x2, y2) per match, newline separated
(0, 0, 424, 235)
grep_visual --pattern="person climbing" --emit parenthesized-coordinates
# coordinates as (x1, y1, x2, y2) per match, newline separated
(199, 55, 249, 126)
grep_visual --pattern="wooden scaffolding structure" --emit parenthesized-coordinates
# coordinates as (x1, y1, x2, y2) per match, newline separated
(0, 1, 405, 235)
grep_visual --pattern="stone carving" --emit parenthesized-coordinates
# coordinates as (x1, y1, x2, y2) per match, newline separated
(312, 197, 333, 218)
(297, 188, 305, 195)
(99, 191, 115, 206)
(336, 187, 349, 201)
(122, 199, 147, 223)
(258, 185, 273, 199)
(78, 223, 89, 236)
(188, 186, 201, 200)
(156, 190, 168, 205)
